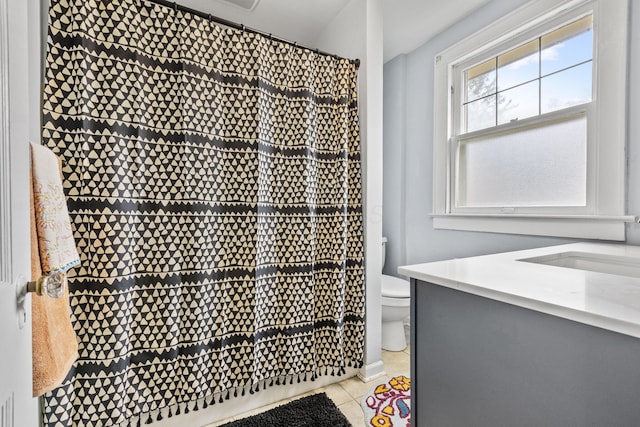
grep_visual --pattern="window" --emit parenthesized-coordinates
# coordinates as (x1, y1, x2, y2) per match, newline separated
(432, 0, 632, 240)
(463, 16, 593, 133)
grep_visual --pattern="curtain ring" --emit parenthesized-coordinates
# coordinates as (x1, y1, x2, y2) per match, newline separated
(208, 14, 212, 21)
(173, 2, 177, 11)
(269, 33, 272, 40)
(241, 24, 245, 31)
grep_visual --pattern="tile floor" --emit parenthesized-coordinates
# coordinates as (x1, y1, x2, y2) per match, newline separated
(208, 345, 410, 426)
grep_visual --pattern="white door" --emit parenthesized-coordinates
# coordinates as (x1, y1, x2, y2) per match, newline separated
(0, 0, 40, 425)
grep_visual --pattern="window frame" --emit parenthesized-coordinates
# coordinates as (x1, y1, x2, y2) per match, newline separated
(432, 0, 633, 240)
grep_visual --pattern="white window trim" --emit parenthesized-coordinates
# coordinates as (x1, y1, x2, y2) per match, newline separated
(432, 0, 633, 241)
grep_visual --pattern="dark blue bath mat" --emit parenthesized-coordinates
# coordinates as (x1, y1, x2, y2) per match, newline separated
(219, 392, 352, 427)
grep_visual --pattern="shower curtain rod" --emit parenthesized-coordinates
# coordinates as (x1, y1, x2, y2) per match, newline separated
(144, 0, 361, 69)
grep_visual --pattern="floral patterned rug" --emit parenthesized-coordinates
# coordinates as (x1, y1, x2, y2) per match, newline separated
(361, 374, 411, 427)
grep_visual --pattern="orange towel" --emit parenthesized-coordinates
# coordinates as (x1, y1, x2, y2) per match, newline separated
(30, 143, 80, 397)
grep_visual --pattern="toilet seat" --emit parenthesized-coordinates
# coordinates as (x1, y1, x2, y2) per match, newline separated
(381, 274, 410, 298)
(381, 295, 410, 307)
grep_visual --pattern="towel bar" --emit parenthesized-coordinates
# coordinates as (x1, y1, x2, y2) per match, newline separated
(26, 271, 66, 299)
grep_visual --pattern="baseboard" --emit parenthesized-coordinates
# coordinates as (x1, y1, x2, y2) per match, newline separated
(358, 360, 386, 382)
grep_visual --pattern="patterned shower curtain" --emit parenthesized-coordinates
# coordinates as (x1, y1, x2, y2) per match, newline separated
(41, 0, 364, 425)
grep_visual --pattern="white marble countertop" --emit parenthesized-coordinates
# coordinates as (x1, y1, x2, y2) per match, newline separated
(398, 243, 640, 339)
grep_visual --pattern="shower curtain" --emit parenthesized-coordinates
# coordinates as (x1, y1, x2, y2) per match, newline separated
(41, 0, 364, 425)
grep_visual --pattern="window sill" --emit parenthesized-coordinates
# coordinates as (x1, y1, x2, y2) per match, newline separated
(430, 214, 638, 241)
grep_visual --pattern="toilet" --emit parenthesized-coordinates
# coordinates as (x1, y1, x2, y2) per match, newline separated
(381, 237, 410, 351)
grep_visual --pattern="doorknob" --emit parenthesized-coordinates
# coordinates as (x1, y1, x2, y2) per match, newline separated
(26, 271, 66, 299)
(15, 272, 67, 329)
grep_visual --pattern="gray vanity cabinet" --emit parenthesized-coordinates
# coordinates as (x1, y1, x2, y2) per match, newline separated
(410, 279, 640, 427)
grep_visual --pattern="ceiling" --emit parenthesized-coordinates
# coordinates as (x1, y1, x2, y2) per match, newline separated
(382, 0, 490, 62)
(180, 0, 491, 63)
(181, 0, 351, 47)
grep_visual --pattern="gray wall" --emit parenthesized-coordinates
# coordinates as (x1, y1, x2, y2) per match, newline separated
(383, 0, 640, 276)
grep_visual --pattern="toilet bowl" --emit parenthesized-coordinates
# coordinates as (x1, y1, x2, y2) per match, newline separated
(381, 237, 410, 351)
(381, 274, 410, 351)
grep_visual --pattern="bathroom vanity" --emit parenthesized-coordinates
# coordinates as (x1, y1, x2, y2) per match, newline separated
(399, 243, 640, 427)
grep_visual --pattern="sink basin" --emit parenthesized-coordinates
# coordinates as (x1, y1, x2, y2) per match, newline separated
(519, 251, 640, 279)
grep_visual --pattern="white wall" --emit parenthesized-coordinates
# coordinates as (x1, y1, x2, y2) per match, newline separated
(381, 0, 640, 274)
(315, 0, 385, 381)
